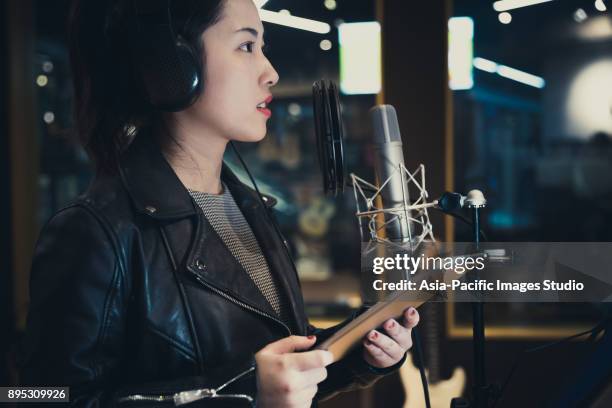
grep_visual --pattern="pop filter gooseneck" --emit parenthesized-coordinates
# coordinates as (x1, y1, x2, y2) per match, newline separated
(312, 80, 345, 196)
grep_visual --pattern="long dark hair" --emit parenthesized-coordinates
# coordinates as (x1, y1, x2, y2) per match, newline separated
(68, 0, 225, 174)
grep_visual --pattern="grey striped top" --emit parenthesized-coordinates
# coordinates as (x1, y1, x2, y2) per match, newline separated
(188, 184, 293, 329)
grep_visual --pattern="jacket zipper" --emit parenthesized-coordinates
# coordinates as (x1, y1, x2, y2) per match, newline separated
(118, 367, 255, 406)
(188, 269, 292, 336)
(118, 394, 174, 403)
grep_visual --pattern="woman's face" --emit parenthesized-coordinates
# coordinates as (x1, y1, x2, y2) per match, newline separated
(185, 0, 279, 143)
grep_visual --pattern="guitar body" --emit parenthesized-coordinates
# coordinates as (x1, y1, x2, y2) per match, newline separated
(400, 302, 465, 408)
(298, 197, 335, 238)
(400, 354, 466, 408)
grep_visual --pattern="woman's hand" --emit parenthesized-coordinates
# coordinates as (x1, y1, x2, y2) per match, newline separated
(255, 335, 333, 408)
(362, 306, 420, 368)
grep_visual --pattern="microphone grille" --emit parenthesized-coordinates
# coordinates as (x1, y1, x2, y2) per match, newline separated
(370, 105, 401, 143)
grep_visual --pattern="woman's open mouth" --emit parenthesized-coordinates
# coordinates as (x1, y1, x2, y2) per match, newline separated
(256, 95, 273, 118)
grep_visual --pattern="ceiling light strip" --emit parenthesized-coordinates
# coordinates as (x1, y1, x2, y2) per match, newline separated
(493, 0, 554, 12)
(473, 57, 498, 73)
(497, 64, 546, 88)
(473, 57, 545, 88)
(258, 9, 331, 34)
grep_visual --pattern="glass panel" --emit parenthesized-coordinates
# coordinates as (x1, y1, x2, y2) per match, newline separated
(451, 0, 612, 333)
(452, 1, 612, 242)
(35, 0, 92, 228)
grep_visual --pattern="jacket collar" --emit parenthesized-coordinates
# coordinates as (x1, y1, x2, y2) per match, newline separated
(119, 130, 198, 220)
(118, 130, 308, 334)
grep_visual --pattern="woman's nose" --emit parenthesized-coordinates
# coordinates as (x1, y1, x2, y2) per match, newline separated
(262, 57, 280, 88)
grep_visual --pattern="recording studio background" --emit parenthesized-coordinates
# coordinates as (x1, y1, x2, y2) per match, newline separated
(2, 0, 612, 406)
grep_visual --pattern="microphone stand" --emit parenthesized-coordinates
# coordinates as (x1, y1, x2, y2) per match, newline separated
(462, 190, 501, 408)
(450, 190, 494, 408)
(468, 195, 488, 408)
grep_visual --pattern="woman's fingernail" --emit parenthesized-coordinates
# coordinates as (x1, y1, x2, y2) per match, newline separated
(370, 331, 378, 340)
(409, 308, 416, 316)
(307, 335, 316, 340)
(388, 320, 396, 329)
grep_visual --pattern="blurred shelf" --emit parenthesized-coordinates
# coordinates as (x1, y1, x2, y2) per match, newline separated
(301, 272, 361, 327)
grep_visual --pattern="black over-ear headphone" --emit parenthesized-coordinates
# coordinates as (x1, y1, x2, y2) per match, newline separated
(130, 0, 202, 112)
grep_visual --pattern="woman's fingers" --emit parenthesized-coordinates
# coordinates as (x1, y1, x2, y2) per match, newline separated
(284, 349, 333, 371)
(381, 307, 420, 353)
(299, 367, 328, 388)
(402, 307, 420, 329)
(255, 335, 333, 407)
(362, 307, 421, 368)
(382, 318, 413, 350)
(365, 329, 406, 361)
(363, 339, 395, 367)
(285, 385, 319, 408)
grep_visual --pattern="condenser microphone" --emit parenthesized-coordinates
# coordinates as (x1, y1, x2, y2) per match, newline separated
(370, 105, 413, 243)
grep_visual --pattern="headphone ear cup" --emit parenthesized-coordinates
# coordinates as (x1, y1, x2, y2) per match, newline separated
(174, 36, 204, 104)
(131, 25, 202, 112)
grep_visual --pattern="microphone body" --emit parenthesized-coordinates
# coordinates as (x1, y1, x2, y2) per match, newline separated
(437, 190, 486, 212)
(370, 105, 413, 243)
(437, 192, 466, 213)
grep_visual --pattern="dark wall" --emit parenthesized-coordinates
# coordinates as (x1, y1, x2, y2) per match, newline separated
(1, 0, 16, 388)
(382, 0, 452, 240)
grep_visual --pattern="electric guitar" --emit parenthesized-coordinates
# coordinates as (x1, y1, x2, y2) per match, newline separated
(400, 303, 466, 408)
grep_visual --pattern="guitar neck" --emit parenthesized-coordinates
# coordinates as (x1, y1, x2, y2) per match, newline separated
(423, 302, 441, 383)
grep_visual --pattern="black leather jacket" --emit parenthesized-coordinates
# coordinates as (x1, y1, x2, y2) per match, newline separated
(20, 131, 405, 407)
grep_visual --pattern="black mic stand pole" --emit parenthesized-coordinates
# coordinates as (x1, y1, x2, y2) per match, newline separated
(467, 190, 488, 408)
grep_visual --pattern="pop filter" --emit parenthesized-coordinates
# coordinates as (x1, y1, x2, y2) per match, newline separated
(312, 80, 345, 196)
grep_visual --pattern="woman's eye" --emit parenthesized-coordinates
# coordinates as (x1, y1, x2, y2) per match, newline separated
(239, 42, 254, 53)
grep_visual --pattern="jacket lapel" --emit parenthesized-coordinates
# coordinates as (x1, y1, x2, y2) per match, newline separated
(221, 167, 308, 335)
(183, 212, 281, 320)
